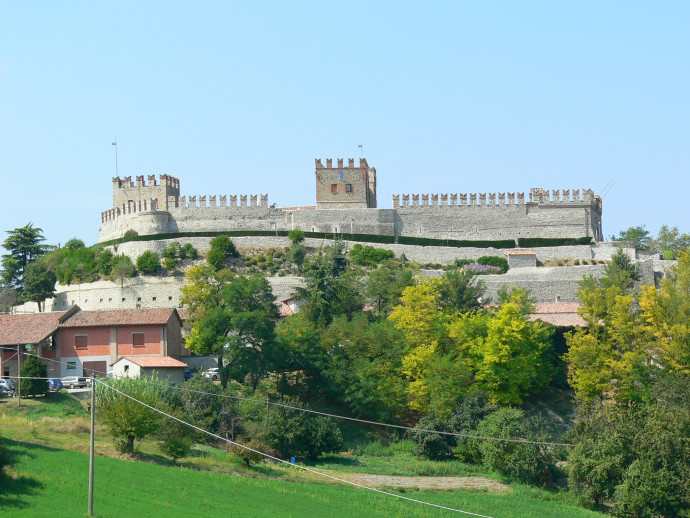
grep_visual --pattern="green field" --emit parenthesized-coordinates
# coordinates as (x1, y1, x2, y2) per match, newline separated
(0, 395, 605, 518)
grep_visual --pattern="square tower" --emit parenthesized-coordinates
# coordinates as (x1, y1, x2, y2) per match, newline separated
(315, 158, 376, 209)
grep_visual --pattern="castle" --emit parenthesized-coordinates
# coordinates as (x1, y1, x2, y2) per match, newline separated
(99, 158, 604, 244)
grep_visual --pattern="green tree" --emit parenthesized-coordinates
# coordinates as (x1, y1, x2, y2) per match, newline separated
(287, 228, 305, 244)
(602, 247, 640, 291)
(438, 267, 486, 314)
(610, 225, 652, 250)
(184, 273, 280, 388)
(63, 238, 85, 250)
(136, 251, 161, 275)
(96, 375, 164, 454)
(22, 261, 56, 311)
(1, 223, 50, 292)
(207, 235, 238, 270)
(348, 244, 395, 266)
(19, 354, 48, 396)
(653, 224, 690, 258)
(110, 254, 136, 287)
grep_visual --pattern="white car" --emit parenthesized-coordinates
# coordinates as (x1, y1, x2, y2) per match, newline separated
(204, 368, 220, 381)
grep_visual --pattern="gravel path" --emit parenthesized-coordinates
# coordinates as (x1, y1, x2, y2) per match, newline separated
(340, 474, 511, 493)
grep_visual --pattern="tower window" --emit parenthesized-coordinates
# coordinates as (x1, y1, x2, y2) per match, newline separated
(331, 184, 338, 193)
(345, 184, 352, 193)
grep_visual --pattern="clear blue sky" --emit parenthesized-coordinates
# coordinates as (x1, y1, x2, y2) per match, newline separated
(1, 1, 688, 247)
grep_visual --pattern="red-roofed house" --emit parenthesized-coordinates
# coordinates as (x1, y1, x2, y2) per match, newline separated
(111, 355, 188, 384)
(58, 308, 183, 378)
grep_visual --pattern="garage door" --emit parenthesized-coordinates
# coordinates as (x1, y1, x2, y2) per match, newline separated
(83, 361, 107, 378)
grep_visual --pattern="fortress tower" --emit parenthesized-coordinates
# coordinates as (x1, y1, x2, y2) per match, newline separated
(112, 174, 180, 212)
(315, 158, 376, 209)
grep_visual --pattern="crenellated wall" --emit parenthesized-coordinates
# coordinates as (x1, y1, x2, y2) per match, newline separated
(99, 169, 603, 243)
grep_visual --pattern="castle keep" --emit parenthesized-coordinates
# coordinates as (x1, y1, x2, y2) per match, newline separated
(99, 159, 603, 243)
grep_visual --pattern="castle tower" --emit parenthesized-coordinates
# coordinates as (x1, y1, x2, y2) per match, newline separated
(315, 158, 377, 209)
(112, 174, 180, 211)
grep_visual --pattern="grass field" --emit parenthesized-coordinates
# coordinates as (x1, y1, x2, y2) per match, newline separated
(0, 395, 606, 518)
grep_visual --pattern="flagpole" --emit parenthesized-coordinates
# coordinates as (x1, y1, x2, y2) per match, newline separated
(112, 138, 118, 176)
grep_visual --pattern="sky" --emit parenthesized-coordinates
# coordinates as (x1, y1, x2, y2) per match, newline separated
(1, 1, 688, 247)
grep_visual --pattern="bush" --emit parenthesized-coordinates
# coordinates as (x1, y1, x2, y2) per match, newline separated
(264, 404, 342, 460)
(110, 254, 136, 284)
(517, 236, 592, 247)
(349, 244, 395, 266)
(232, 439, 267, 467)
(663, 250, 675, 260)
(408, 415, 457, 460)
(477, 255, 508, 273)
(162, 257, 176, 272)
(207, 235, 238, 270)
(20, 354, 48, 396)
(136, 251, 161, 275)
(123, 229, 139, 241)
(288, 229, 305, 244)
(180, 243, 198, 259)
(64, 238, 86, 249)
(162, 242, 181, 259)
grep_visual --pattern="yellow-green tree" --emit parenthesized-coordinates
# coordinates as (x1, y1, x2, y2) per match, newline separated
(639, 251, 690, 374)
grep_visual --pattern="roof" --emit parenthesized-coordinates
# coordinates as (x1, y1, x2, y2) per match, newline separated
(60, 308, 180, 328)
(114, 356, 188, 368)
(0, 310, 73, 346)
(529, 302, 586, 327)
(505, 250, 536, 255)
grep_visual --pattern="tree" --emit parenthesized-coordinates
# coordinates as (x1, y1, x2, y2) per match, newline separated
(136, 251, 161, 275)
(184, 273, 280, 388)
(19, 354, 48, 396)
(63, 238, 85, 250)
(602, 247, 639, 291)
(653, 224, 690, 258)
(438, 267, 486, 314)
(610, 225, 652, 250)
(1, 223, 50, 292)
(110, 254, 136, 287)
(22, 261, 56, 311)
(96, 375, 164, 454)
(365, 259, 414, 315)
(207, 235, 238, 270)
(287, 228, 305, 244)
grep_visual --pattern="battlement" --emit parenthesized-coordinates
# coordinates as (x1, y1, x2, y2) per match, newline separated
(392, 188, 602, 210)
(167, 194, 269, 208)
(315, 158, 370, 169)
(112, 174, 180, 189)
(101, 198, 159, 223)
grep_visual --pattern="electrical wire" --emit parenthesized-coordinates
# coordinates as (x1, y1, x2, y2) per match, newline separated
(95, 379, 497, 518)
(1, 347, 573, 447)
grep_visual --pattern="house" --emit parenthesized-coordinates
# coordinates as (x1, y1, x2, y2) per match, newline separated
(0, 307, 78, 379)
(58, 307, 184, 378)
(0, 306, 185, 380)
(111, 355, 188, 384)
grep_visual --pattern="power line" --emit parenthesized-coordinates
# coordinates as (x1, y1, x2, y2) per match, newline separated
(95, 379, 497, 518)
(3, 348, 573, 447)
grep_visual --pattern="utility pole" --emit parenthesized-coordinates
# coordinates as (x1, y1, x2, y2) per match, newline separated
(17, 345, 21, 407)
(88, 375, 95, 516)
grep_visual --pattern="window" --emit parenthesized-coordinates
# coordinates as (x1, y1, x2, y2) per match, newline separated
(67, 362, 77, 370)
(345, 184, 352, 193)
(330, 184, 338, 193)
(152, 297, 156, 301)
(168, 296, 173, 301)
(75, 335, 87, 349)
(124, 365, 129, 373)
(133, 333, 145, 347)
(137, 297, 141, 302)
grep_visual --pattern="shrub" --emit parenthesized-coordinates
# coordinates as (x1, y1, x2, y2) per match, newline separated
(232, 439, 267, 468)
(162, 242, 181, 259)
(20, 354, 48, 396)
(477, 255, 508, 273)
(64, 238, 86, 249)
(288, 229, 305, 244)
(110, 254, 136, 285)
(264, 404, 342, 459)
(349, 244, 395, 266)
(136, 251, 161, 275)
(123, 229, 139, 241)
(663, 250, 675, 260)
(162, 257, 176, 272)
(408, 415, 457, 460)
(207, 235, 238, 270)
(180, 243, 198, 259)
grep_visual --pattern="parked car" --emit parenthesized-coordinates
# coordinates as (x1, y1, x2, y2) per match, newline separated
(61, 376, 88, 389)
(48, 378, 63, 391)
(0, 379, 15, 397)
(184, 369, 194, 381)
(204, 367, 220, 381)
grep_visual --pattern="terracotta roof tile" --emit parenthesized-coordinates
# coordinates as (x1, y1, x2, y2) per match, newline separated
(60, 308, 178, 328)
(505, 250, 536, 255)
(117, 356, 188, 368)
(529, 302, 585, 327)
(0, 311, 71, 346)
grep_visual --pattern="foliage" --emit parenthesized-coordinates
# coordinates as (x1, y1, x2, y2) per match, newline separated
(0, 433, 7, 478)
(63, 238, 85, 250)
(162, 241, 181, 259)
(162, 256, 176, 272)
(263, 403, 343, 459)
(110, 254, 136, 286)
(602, 247, 639, 291)
(477, 255, 508, 273)
(136, 250, 161, 275)
(123, 229, 139, 241)
(438, 267, 486, 313)
(19, 354, 48, 396)
(232, 439, 266, 467)
(207, 235, 239, 270)
(365, 259, 414, 315)
(287, 228, 305, 244)
(609, 225, 652, 250)
(407, 414, 457, 460)
(517, 236, 592, 247)
(21, 261, 56, 311)
(96, 375, 165, 453)
(180, 242, 198, 259)
(184, 272, 280, 388)
(653, 224, 690, 258)
(155, 409, 194, 462)
(0, 287, 18, 312)
(348, 244, 395, 266)
(1, 223, 50, 292)
(475, 407, 555, 486)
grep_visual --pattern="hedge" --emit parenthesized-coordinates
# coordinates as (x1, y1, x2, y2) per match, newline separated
(517, 236, 592, 247)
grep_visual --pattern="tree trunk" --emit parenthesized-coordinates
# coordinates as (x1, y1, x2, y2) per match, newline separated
(125, 435, 135, 453)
